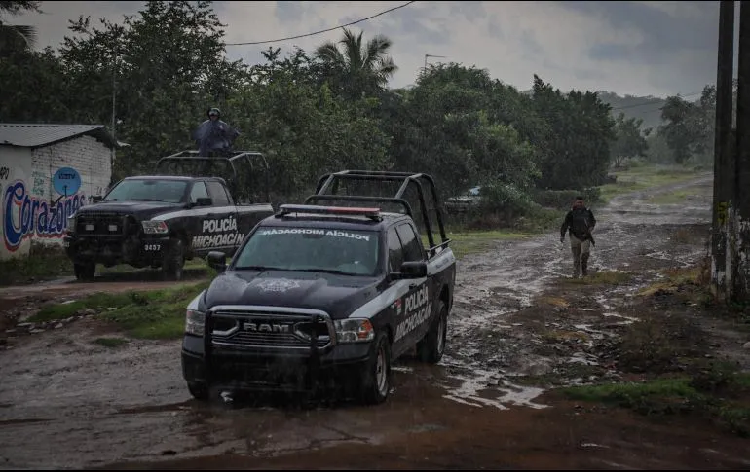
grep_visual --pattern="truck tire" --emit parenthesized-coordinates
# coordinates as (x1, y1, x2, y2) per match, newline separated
(73, 262, 96, 281)
(162, 238, 185, 280)
(187, 381, 209, 401)
(417, 300, 448, 364)
(359, 332, 392, 405)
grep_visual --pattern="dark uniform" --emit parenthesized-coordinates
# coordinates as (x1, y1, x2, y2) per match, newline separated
(560, 197, 596, 277)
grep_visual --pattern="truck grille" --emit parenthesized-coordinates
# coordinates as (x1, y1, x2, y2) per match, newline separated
(209, 308, 334, 350)
(77, 212, 127, 236)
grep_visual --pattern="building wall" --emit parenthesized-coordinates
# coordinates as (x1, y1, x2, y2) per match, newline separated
(1, 135, 112, 260)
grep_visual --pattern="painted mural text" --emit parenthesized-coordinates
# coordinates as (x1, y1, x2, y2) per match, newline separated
(0, 167, 9, 180)
(4, 180, 86, 252)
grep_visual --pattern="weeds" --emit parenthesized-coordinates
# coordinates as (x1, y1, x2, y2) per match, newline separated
(30, 281, 208, 340)
(562, 271, 633, 286)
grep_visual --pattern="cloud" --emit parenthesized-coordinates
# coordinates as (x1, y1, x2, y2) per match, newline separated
(12, 0, 725, 98)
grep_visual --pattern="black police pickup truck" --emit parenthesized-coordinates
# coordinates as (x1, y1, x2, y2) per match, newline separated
(181, 171, 457, 404)
(64, 152, 274, 280)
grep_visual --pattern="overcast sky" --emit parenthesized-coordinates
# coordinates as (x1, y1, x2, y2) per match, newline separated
(11, 1, 737, 98)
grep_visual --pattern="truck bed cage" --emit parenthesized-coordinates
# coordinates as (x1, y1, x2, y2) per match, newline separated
(154, 150, 270, 202)
(155, 150, 270, 173)
(305, 170, 450, 255)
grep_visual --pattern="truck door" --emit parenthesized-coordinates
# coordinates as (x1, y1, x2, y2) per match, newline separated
(395, 222, 432, 347)
(388, 224, 430, 357)
(200, 180, 240, 256)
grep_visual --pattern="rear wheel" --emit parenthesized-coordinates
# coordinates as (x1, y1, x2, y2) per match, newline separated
(418, 300, 448, 364)
(359, 332, 392, 405)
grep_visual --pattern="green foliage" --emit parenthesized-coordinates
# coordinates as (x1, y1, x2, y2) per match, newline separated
(31, 281, 208, 339)
(611, 112, 650, 167)
(0, 1, 42, 56)
(657, 85, 719, 164)
(0, 0, 719, 230)
(530, 75, 616, 190)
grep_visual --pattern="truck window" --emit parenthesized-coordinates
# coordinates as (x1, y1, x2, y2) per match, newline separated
(206, 181, 230, 206)
(103, 179, 187, 203)
(234, 227, 381, 276)
(396, 223, 425, 262)
(387, 227, 404, 272)
(189, 181, 209, 203)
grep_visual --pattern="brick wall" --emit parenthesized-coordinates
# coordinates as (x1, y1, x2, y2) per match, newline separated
(0, 135, 112, 259)
(31, 134, 112, 203)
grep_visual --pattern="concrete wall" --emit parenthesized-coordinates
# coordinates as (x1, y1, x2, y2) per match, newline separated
(1, 135, 112, 260)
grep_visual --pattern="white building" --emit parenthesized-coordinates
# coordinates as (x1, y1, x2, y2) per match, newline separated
(0, 124, 120, 260)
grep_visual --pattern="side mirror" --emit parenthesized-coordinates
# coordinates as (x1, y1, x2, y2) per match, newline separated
(92, 196, 103, 203)
(207, 251, 227, 273)
(194, 197, 212, 207)
(393, 261, 428, 279)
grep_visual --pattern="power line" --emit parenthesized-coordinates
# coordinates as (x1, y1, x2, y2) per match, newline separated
(225, 1, 416, 47)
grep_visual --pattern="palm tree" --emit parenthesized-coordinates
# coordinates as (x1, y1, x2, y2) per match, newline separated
(316, 27, 398, 99)
(0, 1, 41, 56)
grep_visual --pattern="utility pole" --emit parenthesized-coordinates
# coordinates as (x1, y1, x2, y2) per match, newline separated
(111, 46, 117, 170)
(710, 0, 735, 300)
(732, 0, 750, 302)
(424, 53, 446, 70)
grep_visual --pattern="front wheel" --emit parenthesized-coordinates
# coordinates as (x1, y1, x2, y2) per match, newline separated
(418, 300, 448, 364)
(187, 381, 209, 401)
(358, 332, 392, 405)
(73, 262, 96, 281)
(162, 238, 185, 280)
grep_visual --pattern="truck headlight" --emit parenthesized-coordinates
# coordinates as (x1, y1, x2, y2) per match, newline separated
(334, 318, 374, 343)
(185, 309, 205, 336)
(66, 215, 76, 233)
(142, 220, 169, 235)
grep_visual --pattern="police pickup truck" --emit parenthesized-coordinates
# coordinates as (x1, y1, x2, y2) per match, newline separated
(181, 170, 457, 405)
(64, 173, 274, 280)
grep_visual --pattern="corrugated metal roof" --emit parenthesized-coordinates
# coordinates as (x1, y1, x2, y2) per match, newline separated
(0, 124, 120, 149)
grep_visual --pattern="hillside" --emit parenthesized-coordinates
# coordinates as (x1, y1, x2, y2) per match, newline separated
(596, 91, 666, 132)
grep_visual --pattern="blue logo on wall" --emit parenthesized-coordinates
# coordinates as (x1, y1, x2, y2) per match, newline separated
(53, 167, 81, 196)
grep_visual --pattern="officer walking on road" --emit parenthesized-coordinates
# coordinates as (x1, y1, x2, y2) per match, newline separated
(560, 196, 596, 278)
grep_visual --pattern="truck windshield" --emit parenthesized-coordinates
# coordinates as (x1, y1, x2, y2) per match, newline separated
(234, 227, 380, 276)
(104, 179, 187, 203)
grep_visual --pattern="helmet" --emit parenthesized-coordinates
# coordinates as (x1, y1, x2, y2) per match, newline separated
(207, 107, 221, 118)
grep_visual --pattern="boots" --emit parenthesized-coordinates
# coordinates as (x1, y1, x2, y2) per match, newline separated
(581, 253, 589, 277)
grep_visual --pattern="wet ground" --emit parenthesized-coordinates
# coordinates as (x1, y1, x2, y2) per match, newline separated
(2, 171, 749, 470)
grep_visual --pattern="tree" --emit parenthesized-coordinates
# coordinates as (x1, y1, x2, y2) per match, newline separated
(0, 0, 42, 57)
(0, 47, 71, 122)
(610, 112, 649, 167)
(530, 75, 616, 190)
(58, 0, 249, 178)
(657, 85, 717, 163)
(315, 27, 397, 100)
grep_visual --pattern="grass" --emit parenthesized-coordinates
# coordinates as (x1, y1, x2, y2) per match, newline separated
(637, 266, 702, 298)
(29, 281, 209, 340)
(0, 247, 73, 286)
(423, 230, 532, 260)
(93, 337, 130, 347)
(559, 369, 750, 437)
(597, 162, 705, 204)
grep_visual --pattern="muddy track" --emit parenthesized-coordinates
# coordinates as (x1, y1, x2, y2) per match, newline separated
(3, 172, 743, 470)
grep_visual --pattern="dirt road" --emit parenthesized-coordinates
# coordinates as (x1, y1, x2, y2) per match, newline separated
(3, 171, 749, 470)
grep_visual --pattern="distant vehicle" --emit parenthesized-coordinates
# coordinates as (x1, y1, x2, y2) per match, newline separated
(445, 185, 481, 212)
(181, 170, 458, 405)
(63, 151, 274, 280)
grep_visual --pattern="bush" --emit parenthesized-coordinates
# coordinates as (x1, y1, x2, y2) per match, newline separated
(532, 187, 603, 209)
